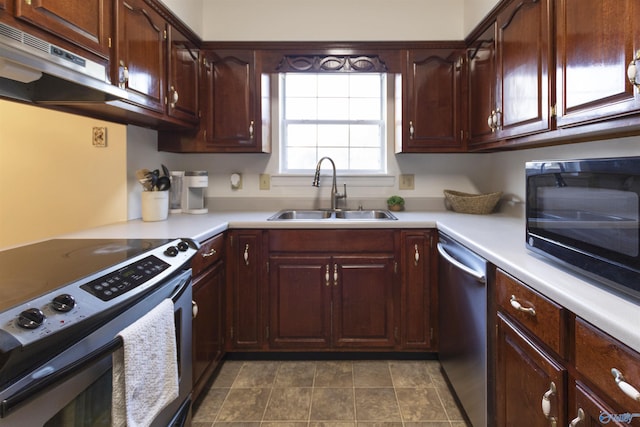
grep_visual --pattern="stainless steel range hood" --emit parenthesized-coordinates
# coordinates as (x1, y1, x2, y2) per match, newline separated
(0, 22, 127, 104)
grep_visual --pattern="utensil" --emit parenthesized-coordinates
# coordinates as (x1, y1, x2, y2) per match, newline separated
(161, 164, 170, 177)
(136, 169, 154, 191)
(156, 176, 171, 191)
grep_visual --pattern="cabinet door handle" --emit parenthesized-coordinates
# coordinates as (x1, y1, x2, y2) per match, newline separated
(333, 264, 338, 286)
(243, 244, 250, 266)
(487, 111, 495, 131)
(409, 121, 415, 139)
(118, 60, 129, 88)
(192, 301, 199, 319)
(611, 368, 640, 401)
(414, 244, 420, 266)
(541, 381, 557, 426)
(170, 85, 179, 108)
(249, 121, 255, 139)
(569, 408, 585, 426)
(628, 50, 640, 89)
(325, 264, 330, 287)
(202, 248, 217, 258)
(495, 108, 502, 131)
(510, 295, 536, 316)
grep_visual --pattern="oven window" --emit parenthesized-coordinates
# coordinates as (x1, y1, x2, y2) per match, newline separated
(529, 174, 640, 258)
(44, 369, 111, 427)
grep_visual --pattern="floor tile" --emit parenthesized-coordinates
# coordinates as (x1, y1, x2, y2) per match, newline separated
(232, 361, 279, 388)
(310, 387, 356, 421)
(192, 388, 228, 423)
(263, 387, 312, 421)
(389, 361, 432, 388)
(395, 387, 448, 422)
(353, 361, 393, 387)
(315, 361, 354, 387)
(354, 388, 401, 421)
(275, 361, 317, 387)
(215, 388, 271, 422)
(211, 361, 243, 388)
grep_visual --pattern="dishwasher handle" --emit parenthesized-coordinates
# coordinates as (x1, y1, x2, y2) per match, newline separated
(437, 243, 486, 284)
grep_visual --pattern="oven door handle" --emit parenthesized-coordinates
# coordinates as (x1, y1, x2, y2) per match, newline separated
(1, 274, 190, 417)
(1, 336, 122, 417)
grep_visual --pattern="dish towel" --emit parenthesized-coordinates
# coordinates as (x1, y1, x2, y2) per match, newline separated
(112, 298, 179, 427)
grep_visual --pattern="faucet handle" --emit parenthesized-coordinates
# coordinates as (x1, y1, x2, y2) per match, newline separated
(340, 183, 348, 199)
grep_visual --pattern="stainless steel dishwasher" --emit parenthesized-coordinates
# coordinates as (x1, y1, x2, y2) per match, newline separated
(437, 233, 488, 427)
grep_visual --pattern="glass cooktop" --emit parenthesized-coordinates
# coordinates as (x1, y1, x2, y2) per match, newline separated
(0, 239, 172, 313)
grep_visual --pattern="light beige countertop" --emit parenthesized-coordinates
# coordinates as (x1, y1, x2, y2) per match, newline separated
(60, 206, 640, 354)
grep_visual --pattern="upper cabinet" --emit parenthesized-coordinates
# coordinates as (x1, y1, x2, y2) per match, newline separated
(555, 0, 640, 128)
(114, 0, 166, 114)
(468, 0, 552, 150)
(201, 49, 270, 153)
(13, 0, 112, 60)
(396, 48, 466, 153)
(166, 25, 199, 124)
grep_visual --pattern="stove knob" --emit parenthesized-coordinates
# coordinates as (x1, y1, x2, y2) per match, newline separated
(164, 246, 179, 257)
(17, 308, 45, 329)
(52, 294, 75, 312)
(177, 241, 190, 252)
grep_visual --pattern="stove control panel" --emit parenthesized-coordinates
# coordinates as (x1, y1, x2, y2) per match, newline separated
(0, 238, 198, 346)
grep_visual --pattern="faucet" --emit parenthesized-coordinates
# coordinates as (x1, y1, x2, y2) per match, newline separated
(312, 156, 347, 210)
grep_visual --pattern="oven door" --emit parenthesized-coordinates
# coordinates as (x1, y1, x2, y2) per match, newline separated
(0, 270, 193, 427)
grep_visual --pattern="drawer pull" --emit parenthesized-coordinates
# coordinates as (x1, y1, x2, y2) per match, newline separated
(202, 248, 217, 258)
(541, 381, 557, 426)
(414, 244, 420, 266)
(192, 301, 199, 319)
(611, 368, 640, 401)
(569, 408, 584, 426)
(243, 244, 250, 266)
(325, 264, 330, 287)
(333, 264, 338, 286)
(510, 295, 536, 316)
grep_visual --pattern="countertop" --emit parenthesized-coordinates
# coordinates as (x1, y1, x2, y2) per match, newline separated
(60, 206, 640, 354)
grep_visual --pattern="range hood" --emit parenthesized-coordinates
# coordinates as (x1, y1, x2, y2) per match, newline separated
(0, 22, 127, 104)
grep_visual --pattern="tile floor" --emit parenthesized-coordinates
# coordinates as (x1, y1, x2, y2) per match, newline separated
(192, 359, 471, 426)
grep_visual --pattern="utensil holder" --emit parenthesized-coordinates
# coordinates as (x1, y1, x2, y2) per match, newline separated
(141, 191, 169, 221)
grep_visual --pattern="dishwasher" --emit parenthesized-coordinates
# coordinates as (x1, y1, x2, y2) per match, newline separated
(437, 233, 488, 427)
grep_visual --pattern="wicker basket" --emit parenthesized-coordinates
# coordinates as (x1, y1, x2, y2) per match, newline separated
(443, 189, 503, 215)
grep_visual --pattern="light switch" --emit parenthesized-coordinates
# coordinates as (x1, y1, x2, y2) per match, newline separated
(399, 174, 415, 190)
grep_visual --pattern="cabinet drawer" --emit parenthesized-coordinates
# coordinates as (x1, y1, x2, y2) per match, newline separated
(496, 269, 565, 355)
(575, 318, 640, 413)
(192, 233, 225, 276)
(269, 229, 396, 253)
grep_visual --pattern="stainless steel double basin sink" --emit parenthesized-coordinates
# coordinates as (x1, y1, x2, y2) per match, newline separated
(268, 209, 398, 221)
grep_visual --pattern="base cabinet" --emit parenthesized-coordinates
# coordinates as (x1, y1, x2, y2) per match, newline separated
(268, 231, 397, 350)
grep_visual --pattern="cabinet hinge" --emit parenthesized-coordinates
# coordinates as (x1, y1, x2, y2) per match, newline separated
(429, 235, 434, 249)
(550, 104, 557, 117)
(229, 235, 234, 248)
(394, 327, 399, 341)
(394, 261, 398, 274)
(265, 326, 270, 340)
(266, 261, 270, 273)
(163, 29, 167, 40)
(108, 37, 112, 49)
(430, 328, 434, 341)
(164, 96, 168, 106)
(230, 326, 234, 339)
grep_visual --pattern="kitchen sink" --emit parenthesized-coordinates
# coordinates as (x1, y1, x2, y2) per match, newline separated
(267, 209, 397, 221)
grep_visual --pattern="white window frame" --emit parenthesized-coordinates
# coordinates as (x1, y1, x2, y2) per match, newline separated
(278, 72, 387, 175)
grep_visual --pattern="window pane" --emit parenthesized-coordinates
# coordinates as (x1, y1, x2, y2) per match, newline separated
(287, 147, 318, 170)
(285, 74, 317, 97)
(350, 125, 382, 147)
(350, 98, 381, 120)
(317, 147, 349, 169)
(317, 98, 349, 120)
(318, 74, 348, 97)
(350, 148, 381, 170)
(350, 74, 382, 98)
(285, 98, 317, 120)
(287, 124, 317, 147)
(318, 124, 349, 147)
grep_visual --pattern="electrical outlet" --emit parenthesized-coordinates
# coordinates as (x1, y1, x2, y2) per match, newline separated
(399, 174, 415, 190)
(92, 127, 107, 147)
(259, 174, 270, 190)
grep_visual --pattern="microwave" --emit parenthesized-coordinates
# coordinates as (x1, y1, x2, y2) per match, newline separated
(526, 156, 640, 300)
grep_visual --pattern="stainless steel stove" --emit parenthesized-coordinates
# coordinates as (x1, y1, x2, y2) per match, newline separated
(0, 237, 198, 426)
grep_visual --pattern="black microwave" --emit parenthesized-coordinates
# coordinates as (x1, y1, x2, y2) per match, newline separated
(526, 156, 640, 300)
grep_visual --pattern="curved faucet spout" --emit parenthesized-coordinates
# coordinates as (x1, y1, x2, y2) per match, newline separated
(312, 156, 347, 210)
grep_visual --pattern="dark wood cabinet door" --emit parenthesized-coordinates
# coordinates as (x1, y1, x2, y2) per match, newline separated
(496, 314, 566, 427)
(467, 23, 498, 147)
(192, 260, 224, 401)
(332, 255, 396, 348)
(115, 0, 165, 113)
(556, 0, 640, 128)
(228, 230, 265, 349)
(400, 231, 434, 350)
(14, 0, 111, 58)
(400, 49, 465, 152)
(166, 25, 198, 124)
(495, 0, 552, 139)
(268, 255, 331, 349)
(201, 49, 269, 152)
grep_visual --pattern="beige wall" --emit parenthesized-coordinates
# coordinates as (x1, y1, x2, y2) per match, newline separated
(0, 101, 128, 248)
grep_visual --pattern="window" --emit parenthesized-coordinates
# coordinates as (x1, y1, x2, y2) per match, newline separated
(280, 72, 387, 174)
